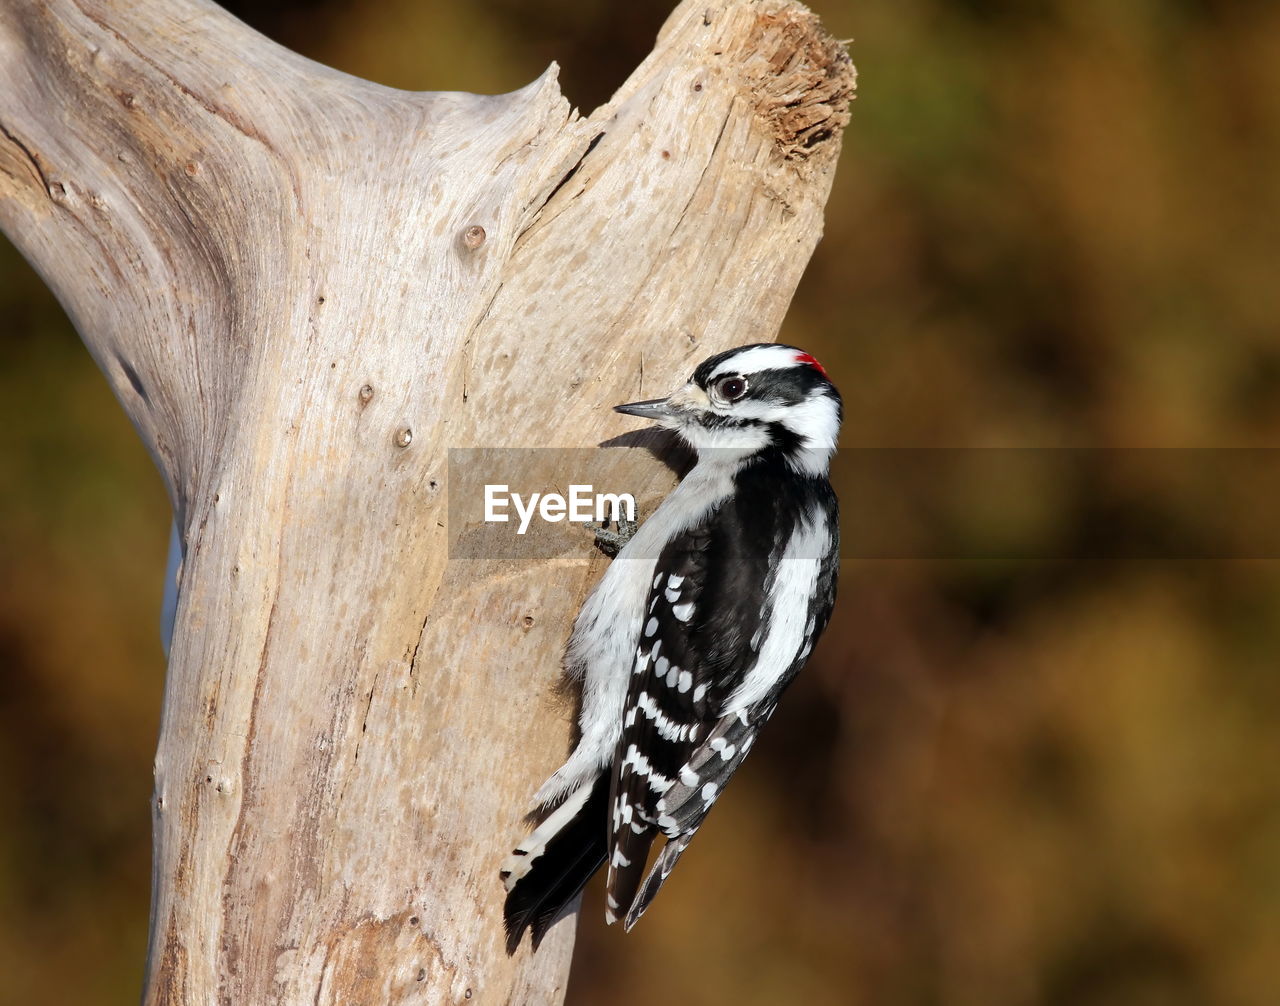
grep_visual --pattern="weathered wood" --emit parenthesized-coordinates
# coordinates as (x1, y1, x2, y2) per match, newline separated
(0, 0, 853, 1001)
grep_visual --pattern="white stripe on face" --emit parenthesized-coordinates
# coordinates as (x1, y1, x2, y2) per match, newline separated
(707, 345, 806, 379)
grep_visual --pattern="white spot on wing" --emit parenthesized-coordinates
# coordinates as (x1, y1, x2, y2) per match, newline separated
(637, 692, 689, 743)
(622, 743, 674, 793)
(710, 736, 737, 760)
(672, 602, 695, 622)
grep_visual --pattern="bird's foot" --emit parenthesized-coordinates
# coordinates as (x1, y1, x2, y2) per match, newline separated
(594, 514, 639, 558)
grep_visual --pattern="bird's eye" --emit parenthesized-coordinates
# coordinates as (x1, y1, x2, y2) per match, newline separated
(716, 375, 748, 402)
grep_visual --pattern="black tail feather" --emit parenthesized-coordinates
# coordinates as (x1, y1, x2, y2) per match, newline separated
(503, 774, 609, 954)
(625, 832, 693, 930)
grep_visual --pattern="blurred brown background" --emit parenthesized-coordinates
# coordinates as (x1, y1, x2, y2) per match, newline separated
(3, 1, 1279, 1003)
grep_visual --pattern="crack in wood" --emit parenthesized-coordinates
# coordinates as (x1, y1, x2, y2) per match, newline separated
(0, 121, 53, 196)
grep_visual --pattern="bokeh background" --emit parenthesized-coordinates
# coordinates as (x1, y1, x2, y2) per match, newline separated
(3, 1, 1279, 1003)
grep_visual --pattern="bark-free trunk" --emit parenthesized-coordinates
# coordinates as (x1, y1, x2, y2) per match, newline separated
(0, 0, 854, 1001)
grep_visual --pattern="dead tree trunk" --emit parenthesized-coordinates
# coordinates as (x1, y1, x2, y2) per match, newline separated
(0, 0, 853, 1001)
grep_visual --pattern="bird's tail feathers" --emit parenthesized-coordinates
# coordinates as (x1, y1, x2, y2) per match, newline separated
(623, 832, 694, 930)
(501, 774, 609, 953)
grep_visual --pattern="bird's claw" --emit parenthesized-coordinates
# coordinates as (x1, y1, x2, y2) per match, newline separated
(594, 515, 639, 558)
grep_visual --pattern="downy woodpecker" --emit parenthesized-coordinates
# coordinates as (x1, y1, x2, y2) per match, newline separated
(502, 344, 841, 948)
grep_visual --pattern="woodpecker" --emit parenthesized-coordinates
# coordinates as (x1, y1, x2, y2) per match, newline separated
(501, 343, 841, 949)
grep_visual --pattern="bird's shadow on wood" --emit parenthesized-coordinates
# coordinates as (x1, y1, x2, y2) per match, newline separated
(596, 426, 696, 478)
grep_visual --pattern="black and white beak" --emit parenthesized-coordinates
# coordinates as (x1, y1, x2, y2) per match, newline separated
(613, 398, 675, 421)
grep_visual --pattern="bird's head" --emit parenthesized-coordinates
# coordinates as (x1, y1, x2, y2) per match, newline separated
(614, 344, 842, 475)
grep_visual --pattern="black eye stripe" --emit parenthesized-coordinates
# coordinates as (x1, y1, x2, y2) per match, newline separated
(696, 414, 763, 430)
(723, 369, 819, 407)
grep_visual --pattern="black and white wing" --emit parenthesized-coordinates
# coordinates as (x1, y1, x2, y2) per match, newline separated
(605, 485, 839, 929)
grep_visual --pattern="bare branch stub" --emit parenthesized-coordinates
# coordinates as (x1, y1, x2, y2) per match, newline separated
(745, 7, 857, 158)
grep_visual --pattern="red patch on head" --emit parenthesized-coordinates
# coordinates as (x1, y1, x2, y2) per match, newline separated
(794, 352, 828, 378)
